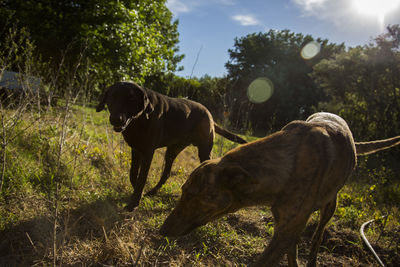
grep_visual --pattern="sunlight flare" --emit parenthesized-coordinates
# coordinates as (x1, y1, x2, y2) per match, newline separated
(353, 0, 400, 16)
(352, 0, 400, 29)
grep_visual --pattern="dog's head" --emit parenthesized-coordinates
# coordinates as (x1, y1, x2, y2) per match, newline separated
(96, 81, 154, 132)
(160, 159, 257, 237)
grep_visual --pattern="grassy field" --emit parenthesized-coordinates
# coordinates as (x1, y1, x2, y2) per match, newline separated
(0, 103, 399, 266)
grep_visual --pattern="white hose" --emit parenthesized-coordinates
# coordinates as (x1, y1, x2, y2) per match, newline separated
(360, 218, 385, 267)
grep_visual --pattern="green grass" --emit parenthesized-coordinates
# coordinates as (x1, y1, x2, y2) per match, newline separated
(0, 103, 399, 266)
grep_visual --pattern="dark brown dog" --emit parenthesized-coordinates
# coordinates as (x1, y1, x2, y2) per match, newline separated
(160, 112, 400, 267)
(96, 81, 246, 210)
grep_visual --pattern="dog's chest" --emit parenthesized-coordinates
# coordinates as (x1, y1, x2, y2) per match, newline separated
(121, 121, 155, 148)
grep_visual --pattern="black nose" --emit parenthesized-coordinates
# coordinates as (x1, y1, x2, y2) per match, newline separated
(109, 114, 125, 126)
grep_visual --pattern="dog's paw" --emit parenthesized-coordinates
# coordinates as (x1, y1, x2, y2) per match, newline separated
(145, 188, 159, 196)
(124, 202, 138, 212)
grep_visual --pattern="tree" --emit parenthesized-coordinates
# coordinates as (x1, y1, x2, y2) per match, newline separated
(312, 25, 400, 141)
(225, 29, 344, 133)
(0, 0, 183, 90)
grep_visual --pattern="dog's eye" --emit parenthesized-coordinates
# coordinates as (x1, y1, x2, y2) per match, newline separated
(182, 190, 195, 200)
(204, 195, 213, 202)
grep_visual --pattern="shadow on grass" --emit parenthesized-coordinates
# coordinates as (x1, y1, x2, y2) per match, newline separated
(0, 188, 188, 266)
(0, 195, 130, 266)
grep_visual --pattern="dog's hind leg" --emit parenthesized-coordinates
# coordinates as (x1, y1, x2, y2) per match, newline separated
(145, 145, 186, 196)
(287, 242, 299, 267)
(307, 197, 337, 267)
(251, 192, 315, 267)
(251, 210, 310, 267)
(197, 141, 213, 162)
(126, 150, 154, 211)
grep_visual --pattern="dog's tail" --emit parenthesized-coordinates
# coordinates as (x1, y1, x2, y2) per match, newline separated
(356, 136, 400, 155)
(214, 124, 247, 144)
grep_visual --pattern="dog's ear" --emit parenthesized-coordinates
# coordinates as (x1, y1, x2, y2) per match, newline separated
(219, 165, 258, 191)
(143, 93, 154, 119)
(132, 84, 153, 119)
(96, 89, 108, 112)
(184, 161, 210, 192)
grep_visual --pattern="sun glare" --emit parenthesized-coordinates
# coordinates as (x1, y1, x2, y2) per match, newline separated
(353, 0, 400, 28)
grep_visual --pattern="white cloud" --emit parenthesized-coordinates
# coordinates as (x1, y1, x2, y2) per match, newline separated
(232, 14, 260, 26)
(167, 0, 191, 15)
(291, 0, 363, 27)
(292, 0, 328, 12)
(291, 0, 400, 40)
(167, 0, 236, 15)
(217, 0, 236, 5)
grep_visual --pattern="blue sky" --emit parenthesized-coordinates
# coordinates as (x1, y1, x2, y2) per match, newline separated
(166, 0, 400, 78)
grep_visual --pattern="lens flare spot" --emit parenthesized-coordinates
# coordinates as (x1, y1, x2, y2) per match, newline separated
(247, 77, 274, 104)
(301, 41, 321, 60)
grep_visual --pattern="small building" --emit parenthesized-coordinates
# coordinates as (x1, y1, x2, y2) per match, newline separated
(0, 70, 41, 104)
(0, 70, 41, 91)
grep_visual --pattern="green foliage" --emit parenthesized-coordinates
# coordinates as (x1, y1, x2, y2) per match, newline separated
(313, 25, 400, 141)
(0, 0, 183, 90)
(225, 29, 344, 133)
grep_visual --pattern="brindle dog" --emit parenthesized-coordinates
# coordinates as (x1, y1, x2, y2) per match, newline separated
(96, 81, 246, 210)
(160, 112, 400, 267)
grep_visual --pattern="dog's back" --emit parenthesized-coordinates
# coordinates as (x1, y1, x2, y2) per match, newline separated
(145, 88, 212, 126)
(143, 88, 214, 146)
(221, 112, 358, 208)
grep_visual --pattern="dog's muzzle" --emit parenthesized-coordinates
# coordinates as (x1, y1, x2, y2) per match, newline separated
(110, 109, 146, 132)
(110, 114, 133, 133)
(112, 117, 132, 132)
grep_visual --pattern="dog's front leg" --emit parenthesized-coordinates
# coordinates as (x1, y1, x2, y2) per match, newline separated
(126, 150, 154, 211)
(129, 148, 141, 190)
